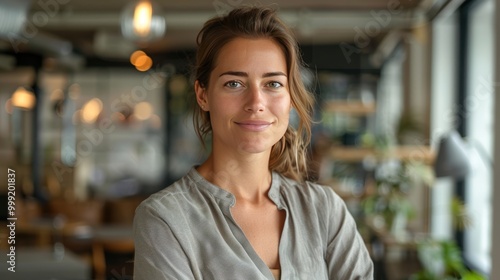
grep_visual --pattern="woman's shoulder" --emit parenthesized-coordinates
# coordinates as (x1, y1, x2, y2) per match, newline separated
(276, 173, 345, 208)
(136, 167, 232, 219)
(276, 174, 352, 238)
(136, 172, 201, 214)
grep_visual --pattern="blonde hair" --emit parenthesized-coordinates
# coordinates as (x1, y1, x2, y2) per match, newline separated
(193, 6, 315, 182)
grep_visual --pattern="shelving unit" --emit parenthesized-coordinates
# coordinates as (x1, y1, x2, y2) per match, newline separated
(315, 72, 435, 257)
(322, 100, 376, 116)
(328, 145, 435, 164)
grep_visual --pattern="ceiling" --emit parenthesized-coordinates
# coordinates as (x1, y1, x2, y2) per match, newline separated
(1, 0, 450, 62)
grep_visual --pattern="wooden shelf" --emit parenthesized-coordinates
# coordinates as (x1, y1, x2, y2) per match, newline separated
(319, 177, 377, 200)
(329, 146, 435, 164)
(323, 100, 376, 116)
(319, 178, 363, 200)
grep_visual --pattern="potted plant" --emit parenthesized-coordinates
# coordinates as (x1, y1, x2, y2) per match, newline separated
(362, 160, 416, 238)
(410, 240, 484, 280)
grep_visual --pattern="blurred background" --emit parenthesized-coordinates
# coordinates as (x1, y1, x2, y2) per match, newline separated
(0, 0, 498, 279)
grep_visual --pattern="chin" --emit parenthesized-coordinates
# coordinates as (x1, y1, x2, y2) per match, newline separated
(236, 140, 274, 155)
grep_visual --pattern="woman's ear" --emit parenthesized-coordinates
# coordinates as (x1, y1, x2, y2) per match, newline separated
(195, 80, 209, 111)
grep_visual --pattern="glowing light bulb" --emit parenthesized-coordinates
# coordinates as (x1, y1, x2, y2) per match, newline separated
(133, 1, 152, 36)
(11, 87, 36, 110)
(121, 0, 165, 42)
(135, 56, 153, 71)
(81, 98, 103, 124)
(130, 50, 146, 65)
(134, 102, 153, 120)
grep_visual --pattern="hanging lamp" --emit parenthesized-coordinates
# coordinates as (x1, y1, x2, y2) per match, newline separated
(121, 0, 166, 42)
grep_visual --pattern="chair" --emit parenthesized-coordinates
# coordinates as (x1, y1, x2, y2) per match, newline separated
(92, 228, 135, 280)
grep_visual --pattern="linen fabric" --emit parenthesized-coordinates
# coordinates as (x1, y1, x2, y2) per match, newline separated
(133, 167, 373, 280)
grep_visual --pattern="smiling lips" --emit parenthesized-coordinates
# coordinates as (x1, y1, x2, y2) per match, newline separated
(235, 120, 273, 131)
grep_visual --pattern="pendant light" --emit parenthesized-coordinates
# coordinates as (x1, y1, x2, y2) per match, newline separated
(121, 0, 166, 42)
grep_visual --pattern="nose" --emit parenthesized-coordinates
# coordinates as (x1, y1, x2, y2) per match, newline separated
(244, 85, 265, 113)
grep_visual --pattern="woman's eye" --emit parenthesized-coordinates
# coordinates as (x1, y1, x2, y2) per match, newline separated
(225, 81, 242, 88)
(267, 81, 283, 88)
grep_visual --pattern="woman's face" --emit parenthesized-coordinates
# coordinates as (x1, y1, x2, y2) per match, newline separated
(195, 37, 291, 156)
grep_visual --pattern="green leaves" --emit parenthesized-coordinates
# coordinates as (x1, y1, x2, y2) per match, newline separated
(411, 240, 485, 280)
(450, 197, 471, 231)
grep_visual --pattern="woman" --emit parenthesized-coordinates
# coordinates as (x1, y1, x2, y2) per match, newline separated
(133, 6, 373, 280)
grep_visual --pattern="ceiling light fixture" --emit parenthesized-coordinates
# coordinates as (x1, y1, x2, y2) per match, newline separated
(121, 0, 166, 42)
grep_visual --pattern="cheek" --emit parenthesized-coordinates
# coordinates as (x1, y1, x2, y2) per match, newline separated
(207, 98, 237, 127)
(276, 96, 292, 118)
(210, 98, 236, 115)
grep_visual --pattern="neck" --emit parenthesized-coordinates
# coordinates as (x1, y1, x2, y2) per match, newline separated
(197, 149, 273, 203)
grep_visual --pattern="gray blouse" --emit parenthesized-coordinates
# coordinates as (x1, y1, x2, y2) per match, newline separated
(133, 168, 373, 280)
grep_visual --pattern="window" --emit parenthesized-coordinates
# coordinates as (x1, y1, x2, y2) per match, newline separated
(464, 0, 495, 273)
(430, 9, 459, 241)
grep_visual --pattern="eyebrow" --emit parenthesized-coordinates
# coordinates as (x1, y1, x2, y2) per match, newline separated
(218, 71, 287, 78)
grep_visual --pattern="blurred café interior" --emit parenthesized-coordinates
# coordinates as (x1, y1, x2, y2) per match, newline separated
(0, 0, 499, 279)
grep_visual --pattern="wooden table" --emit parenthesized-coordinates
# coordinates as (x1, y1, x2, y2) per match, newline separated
(13, 219, 134, 280)
(15, 218, 92, 247)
